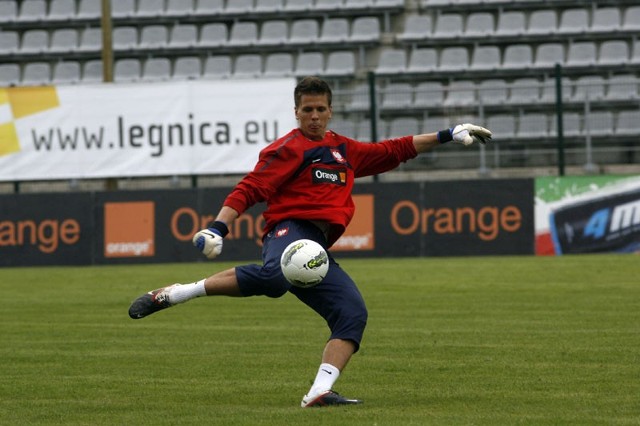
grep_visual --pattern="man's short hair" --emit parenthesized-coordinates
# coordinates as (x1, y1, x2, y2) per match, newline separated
(294, 76, 332, 108)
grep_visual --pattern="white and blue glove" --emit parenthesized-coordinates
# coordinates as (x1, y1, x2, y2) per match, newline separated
(438, 123, 492, 146)
(192, 221, 229, 259)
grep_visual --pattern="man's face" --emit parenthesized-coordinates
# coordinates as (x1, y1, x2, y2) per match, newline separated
(295, 94, 332, 141)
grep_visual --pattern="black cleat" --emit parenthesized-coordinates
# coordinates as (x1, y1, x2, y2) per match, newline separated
(128, 284, 179, 319)
(301, 390, 363, 407)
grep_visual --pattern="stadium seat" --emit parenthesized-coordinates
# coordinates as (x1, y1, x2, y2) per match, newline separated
(0, 64, 21, 86)
(632, 43, 640, 65)
(598, 40, 629, 66)
(413, 81, 444, 107)
(397, 14, 432, 42)
(527, 10, 557, 35)
(477, 79, 508, 106)
(464, 12, 495, 37)
(136, 0, 164, 18)
(566, 42, 597, 67)
(139, 25, 169, 49)
(173, 56, 202, 79)
(433, 13, 463, 39)
(17, 0, 47, 22)
(199, 23, 228, 48)
(496, 11, 526, 37)
(142, 58, 171, 81)
(571, 75, 606, 102)
(263, 52, 294, 78)
(195, 0, 224, 15)
(590, 7, 621, 33)
(438, 47, 469, 72)
(0, 2, 18, 23)
(168, 24, 198, 49)
(502, 44, 533, 70)
(82, 59, 103, 83)
(228, 22, 258, 46)
(540, 77, 572, 104)
(355, 119, 373, 141)
(470, 45, 501, 71)
(294, 52, 324, 77)
(49, 28, 79, 53)
(234, 54, 263, 78)
(315, 0, 344, 12)
(225, 0, 255, 14)
(388, 117, 420, 138)
(380, 83, 413, 110)
(330, 119, 357, 138)
(347, 83, 370, 111)
(0, 31, 19, 54)
(22, 62, 51, 85)
(20, 29, 49, 54)
(77, 0, 101, 19)
(290, 19, 320, 45)
(112, 0, 135, 18)
(517, 113, 549, 138)
(166, 0, 194, 16)
(605, 74, 639, 101)
(204, 55, 232, 79)
(585, 111, 614, 137)
(255, 0, 284, 13)
(48, 0, 77, 21)
(557, 8, 589, 34)
(349, 16, 381, 43)
(551, 112, 582, 137)
(53, 61, 82, 85)
(113, 26, 138, 50)
(284, 0, 314, 12)
(324, 51, 356, 76)
(344, 0, 374, 10)
(319, 18, 350, 44)
(614, 110, 640, 136)
(443, 80, 476, 106)
(77, 27, 102, 52)
(622, 6, 640, 31)
(375, 49, 408, 74)
(407, 48, 437, 73)
(508, 78, 541, 104)
(114, 58, 141, 82)
(486, 114, 516, 139)
(533, 43, 565, 69)
(259, 20, 289, 46)
(422, 116, 451, 135)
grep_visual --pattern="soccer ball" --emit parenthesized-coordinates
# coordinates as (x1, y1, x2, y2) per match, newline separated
(280, 239, 329, 288)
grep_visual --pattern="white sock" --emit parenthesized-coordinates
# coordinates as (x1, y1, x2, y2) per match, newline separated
(168, 279, 207, 304)
(307, 363, 340, 397)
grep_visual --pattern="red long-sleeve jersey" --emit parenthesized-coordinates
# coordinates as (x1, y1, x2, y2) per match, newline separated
(224, 128, 418, 247)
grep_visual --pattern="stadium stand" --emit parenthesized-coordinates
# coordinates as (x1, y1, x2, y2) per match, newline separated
(0, 0, 639, 192)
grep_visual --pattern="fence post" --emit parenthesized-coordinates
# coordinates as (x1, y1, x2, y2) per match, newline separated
(554, 63, 565, 176)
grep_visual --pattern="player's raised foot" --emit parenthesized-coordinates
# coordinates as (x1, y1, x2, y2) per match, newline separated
(128, 284, 180, 319)
(301, 390, 363, 408)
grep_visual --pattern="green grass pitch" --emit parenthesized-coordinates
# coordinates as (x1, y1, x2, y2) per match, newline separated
(1, 255, 639, 425)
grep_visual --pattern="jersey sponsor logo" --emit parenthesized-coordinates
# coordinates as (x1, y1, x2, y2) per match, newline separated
(276, 227, 289, 238)
(312, 167, 346, 186)
(330, 149, 346, 164)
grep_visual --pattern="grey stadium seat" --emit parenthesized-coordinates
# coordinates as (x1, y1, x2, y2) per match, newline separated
(0, 2, 18, 23)
(53, 61, 81, 84)
(438, 47, 469, 72)
(622, 6, 640, 31)
(533, 43, 565, 69)
(50, 28, 79, 53)
(173, 56, 202, 80)
(199, 23, 228, 48)
(17, 0, 47, 22)
(557, 8, 589, 34)
(508, 78, 541, 104)
(166, 0, 195, 15)
(168, 24, 198, 48)
(139, 25, 169, 49)
(22, 62, 51, 85)
(433, 13, 463, 39)
(142, 57, 171, 81)
(502, 44, 533, 70)
(227, 22, 258, 46)
(397, 14, 432, 42)
(605, 74, 639, 101)
(470, 45, 501, 71)
(517, 113, 549, 138)
(113, 27, 138, 50)
(477, 79, 508, 106)
(487, 114, 516, 140)
(566, 42, 597, 67)
(290, 19, 320, 45)
(388, 118, 420, 139)
(0, 31, 19, 54)
(259, 20, 289, 46)
(82, 59, 103, 83)
(319, 18, 350, 44)
(136, 0, 165, 18)
(20, 29, 49, 54)
(464, 12, 495, 37)
(407, 48, 437, 73)
(324, 51, 356, 76)
(413, 81, 444, 107)
(204, 55, 232, 79)
(0, 64, 21, 86)
(375, 49, 407, 74)
(380, 83, 413, 110)
(496, 11, 526, 36)
(48, 0, 77, 21)
(443, 80, 476, 106)
(263, 53, 294, 78)
(614, 110, 640, 136)
(349, 16, 381, 43)
(598, 40, 629, 66)
(234, 54, 263, 78)
(225, 0, 255, 14)
(527, 10, 557, 35)
(112, 0, 136, 18)
(571, 75, 606, 102)
(114, 58, 142, 82)
(78, 27, 101, 51)
(77, 0, 101, 19)
(255, 0, 284, 13)
(294, 52, 324, 77)
(195, 0, 225, 15)
(550, 112, 582, 137)
(591, 7, 621, 33)
(584, 111, 614, 137)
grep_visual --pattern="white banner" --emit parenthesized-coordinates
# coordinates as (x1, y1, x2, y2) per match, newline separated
(0, 78, 297, 181)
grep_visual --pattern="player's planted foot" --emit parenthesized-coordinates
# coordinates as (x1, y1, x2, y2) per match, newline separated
(301, 390, 363, 407)
(128, 284, 180, 319)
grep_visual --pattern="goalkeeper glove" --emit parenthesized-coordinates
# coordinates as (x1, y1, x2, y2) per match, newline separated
(438, 123, 492, 146)
(192, 221, 229, 259)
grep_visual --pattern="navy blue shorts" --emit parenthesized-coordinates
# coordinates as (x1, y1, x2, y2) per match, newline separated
(235, 220, 368, 351)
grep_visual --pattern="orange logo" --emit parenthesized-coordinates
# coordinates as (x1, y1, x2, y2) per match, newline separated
(104, 201, 155, 258)
(333, 194, 374, 251)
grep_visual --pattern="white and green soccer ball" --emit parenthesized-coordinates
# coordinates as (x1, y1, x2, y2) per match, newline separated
(280, 239, 329, 288)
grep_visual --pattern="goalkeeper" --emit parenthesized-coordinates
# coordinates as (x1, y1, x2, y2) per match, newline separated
(129, 76, 491, 407)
